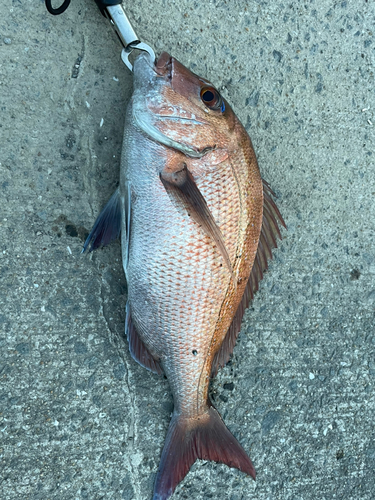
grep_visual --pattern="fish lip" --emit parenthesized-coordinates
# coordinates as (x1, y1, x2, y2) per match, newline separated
(154, 52, 173, 78)
(132, 51, 171, 82)
(135, 52, 172, 79)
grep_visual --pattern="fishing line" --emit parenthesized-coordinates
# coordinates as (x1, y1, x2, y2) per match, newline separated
(45, 0, 71, 15)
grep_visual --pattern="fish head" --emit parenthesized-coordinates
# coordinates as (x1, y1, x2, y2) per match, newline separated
(132, 51, 237, 159)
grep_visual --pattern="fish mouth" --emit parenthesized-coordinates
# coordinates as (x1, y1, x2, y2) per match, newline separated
(154, 52, 173, 78)
(133, 51, 172, 79)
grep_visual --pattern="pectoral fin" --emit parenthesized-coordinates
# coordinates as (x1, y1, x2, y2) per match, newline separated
(160, 164, 234, 280)
(82, 188, 121, 253)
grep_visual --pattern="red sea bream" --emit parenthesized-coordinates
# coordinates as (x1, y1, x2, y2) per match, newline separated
(84, 51, 285, 500)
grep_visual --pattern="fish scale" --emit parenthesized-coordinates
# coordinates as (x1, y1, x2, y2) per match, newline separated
(196, 163, 241, 260)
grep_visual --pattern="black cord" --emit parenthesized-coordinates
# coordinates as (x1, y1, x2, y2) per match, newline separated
(45, 0, 71, 15)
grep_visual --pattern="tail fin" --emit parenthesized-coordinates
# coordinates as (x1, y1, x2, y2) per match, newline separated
(153, 404, 255, 500)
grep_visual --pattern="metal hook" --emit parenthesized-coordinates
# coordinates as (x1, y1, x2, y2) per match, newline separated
(45, 0, 71, 15)
(121, 43, 156, 72)
(106, 5, 155, 72)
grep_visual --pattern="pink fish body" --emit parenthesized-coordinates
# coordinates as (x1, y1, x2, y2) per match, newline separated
(84, 51, 285, 500)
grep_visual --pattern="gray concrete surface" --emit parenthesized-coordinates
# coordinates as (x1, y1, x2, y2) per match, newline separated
(1, 0, 374, 499)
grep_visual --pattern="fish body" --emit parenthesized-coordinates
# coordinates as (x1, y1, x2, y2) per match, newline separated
(84, 51, 285, 500)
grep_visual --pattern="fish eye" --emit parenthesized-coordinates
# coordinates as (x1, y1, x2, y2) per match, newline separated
(200, 87, 225, 113)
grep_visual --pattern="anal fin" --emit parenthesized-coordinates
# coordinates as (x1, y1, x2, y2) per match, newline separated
(125, 304, 163, 375)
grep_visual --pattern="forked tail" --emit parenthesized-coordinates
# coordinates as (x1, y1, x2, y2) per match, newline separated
(153, 403, 255, 500)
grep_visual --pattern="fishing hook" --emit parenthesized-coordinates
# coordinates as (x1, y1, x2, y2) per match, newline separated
(45, 0, 71, 15)
(104, 4, 155, 72)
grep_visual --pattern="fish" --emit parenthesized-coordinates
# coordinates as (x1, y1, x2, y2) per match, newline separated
(83, 51, 286, 500)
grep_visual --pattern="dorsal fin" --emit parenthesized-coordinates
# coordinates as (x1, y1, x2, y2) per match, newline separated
(211, 180, 286, 376)
(125, 304, 163, 375)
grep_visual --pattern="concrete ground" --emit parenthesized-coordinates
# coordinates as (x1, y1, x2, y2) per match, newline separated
(1, 0, 374, 499)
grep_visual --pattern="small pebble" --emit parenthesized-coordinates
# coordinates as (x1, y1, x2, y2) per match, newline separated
(4, 38, 11, 45)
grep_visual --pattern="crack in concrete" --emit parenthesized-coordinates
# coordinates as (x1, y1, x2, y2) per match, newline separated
(99, 273, 139, 497)
(122, 347, 140, 499)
